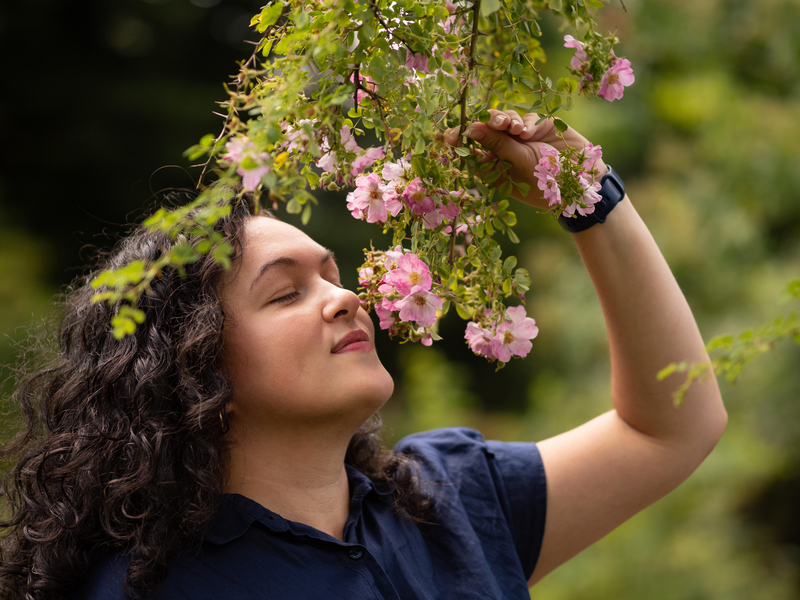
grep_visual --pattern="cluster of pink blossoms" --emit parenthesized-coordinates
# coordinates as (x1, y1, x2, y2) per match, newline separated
(223, 136, 271, 191)
(316, 124, 384, 177)
(535, 144, 604, 217)
(465, 306, 539, 362)
(564, 35, 635, 101)
(367, 249, 443, 345)
(346, 160, 462, 227)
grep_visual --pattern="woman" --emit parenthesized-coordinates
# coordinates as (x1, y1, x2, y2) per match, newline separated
(0, 111, 727, 599)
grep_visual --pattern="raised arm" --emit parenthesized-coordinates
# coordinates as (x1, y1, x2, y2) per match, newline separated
(444, 110, 727, 584)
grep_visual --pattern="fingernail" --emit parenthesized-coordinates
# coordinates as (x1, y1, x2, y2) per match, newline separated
(521, 126, 529, 134)
(445, 127, 456, 137)
(494, 114, 507, 126)
(467, 127, 485, 141)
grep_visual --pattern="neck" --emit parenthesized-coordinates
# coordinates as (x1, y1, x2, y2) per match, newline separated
(224, 417, 360, 541)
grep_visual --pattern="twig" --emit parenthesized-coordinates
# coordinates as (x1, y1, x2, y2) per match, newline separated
(450, 0, 481, 267)
(368, 0, 415, 53)
(195, 5, 287, 190)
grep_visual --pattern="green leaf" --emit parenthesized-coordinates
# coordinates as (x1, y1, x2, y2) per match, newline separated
(301, 203, 312, 225)
(455, 304, 472, 320)
(212, 243, 233, 270)
(557, 77, 578, 94)
(484, 170, 502, 183)
(498, 180, 513, 197)
(507, 228, 520, 243)
(480, 0, 501, 17)
(414, 137, 426, 155)
(258, 2, 284, 31)
(553, 118, 568, 132)
(454, 147, 471, 157)
(656, 362, 688, 381)
(503, 256, 517, 272)
(515, 181, 531, 196)
(443, 75, 459, 94)
(286, 198, 302, 214)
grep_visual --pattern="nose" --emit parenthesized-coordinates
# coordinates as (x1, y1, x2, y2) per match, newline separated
(322, 281, 362, 322)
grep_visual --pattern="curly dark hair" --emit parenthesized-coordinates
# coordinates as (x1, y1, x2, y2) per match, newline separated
(0, 191, 432, 600)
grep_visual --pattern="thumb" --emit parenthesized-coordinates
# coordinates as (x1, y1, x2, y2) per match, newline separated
(466, 123, 528, 165)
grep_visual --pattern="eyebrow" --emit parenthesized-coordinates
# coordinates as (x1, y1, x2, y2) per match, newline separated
(250, 249, 336, 291)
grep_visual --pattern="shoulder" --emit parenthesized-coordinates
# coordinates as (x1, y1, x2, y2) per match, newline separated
(395, 427, 547, 580)
(394, 426, 544, 485)
(69, 554, 130, 600)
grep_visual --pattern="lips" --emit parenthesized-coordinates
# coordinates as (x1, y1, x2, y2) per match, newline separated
(331, 329, 372, 353)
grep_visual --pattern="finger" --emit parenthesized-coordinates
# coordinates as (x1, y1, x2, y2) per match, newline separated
(465, 122, 530, 167)
(486, 109, 514, 132)
(502, 110, 526, 137)
(520, 113, 557, 141)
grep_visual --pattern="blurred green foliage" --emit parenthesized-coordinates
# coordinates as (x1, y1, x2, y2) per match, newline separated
(1, 0, 799, 597)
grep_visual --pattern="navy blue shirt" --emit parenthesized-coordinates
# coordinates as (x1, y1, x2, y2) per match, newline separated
(74, 427, 547, 600)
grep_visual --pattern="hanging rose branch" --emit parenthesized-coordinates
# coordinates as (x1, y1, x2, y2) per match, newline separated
(91, 0, 634, 363)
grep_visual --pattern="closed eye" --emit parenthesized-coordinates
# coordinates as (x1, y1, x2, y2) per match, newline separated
(271, 291, 300, 304)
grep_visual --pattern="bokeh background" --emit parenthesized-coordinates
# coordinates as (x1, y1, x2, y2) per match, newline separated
(1, 0, 799, 597)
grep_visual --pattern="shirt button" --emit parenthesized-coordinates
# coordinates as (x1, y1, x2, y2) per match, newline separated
(349, 548, 363, 560)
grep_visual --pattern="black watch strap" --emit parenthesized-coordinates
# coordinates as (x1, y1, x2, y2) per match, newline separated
(558, 165, 626, 233)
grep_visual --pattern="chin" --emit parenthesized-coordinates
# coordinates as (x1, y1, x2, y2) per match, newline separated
(354, 367, 395, 411)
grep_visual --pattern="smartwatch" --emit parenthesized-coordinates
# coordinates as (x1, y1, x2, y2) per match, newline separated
(558, 165, 626, 233)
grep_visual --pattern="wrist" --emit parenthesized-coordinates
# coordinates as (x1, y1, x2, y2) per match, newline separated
(558, 165, 625, 234)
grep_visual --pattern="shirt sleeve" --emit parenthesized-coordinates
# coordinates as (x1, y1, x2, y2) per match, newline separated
(394, 427, 547, 580)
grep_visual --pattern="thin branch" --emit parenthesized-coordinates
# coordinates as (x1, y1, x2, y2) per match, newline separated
(450, 0, 481, 267)
(368, 0, 415, 53)
(195, 6, 287, 190)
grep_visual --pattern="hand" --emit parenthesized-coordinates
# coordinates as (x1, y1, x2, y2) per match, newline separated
(442, 109, 607, 211)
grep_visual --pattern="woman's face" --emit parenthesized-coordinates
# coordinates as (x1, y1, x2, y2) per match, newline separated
(219, 216, 394, 430)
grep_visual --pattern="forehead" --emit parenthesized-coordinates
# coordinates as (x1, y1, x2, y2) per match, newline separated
(242, 216, 322, 261)
(221, 216, 326, 290)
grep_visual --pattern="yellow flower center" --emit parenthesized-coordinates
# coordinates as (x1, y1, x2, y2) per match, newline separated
(503, 331, 515, 344)
(608, 73, 619, 85)
(409, 272, 421, 285)
(414, 295, 427, 306)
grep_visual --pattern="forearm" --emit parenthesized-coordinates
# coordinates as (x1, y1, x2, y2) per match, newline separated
(573, 196, 727, 447)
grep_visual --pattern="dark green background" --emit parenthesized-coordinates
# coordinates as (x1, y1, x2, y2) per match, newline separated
(1, 0, 799, 597)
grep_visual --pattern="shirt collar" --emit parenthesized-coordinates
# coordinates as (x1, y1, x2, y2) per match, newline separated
(203, 465, 393, 545)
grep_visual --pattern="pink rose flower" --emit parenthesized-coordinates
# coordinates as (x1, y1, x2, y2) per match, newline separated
(349, 73, 376, 104)
(405, 49, 430, 73)
(380, 183, 404, 217)
(350, 147, 385, 176)
(534, 170, 561, 207)
(358, 267, 373, 288)
(598, 57, 635, 102)
(490, 305, 538, 362)
(402, 178, 436, 214)
(385, 253, 432, 295)
(315, 137, 338, 172)
(383, 245, 404, 271)
(580, 143, 603, 174)
(224, 137, 272, 191)
(396, 286, 442, 327)
(577, 175, 602, 216)
(350, 173, 389, 223)
(536, 145, 562, 176)
(375, 304, 397, 330)
(341, 124, 361, 152)
(465, 322, 498, 359)
(346, 191, 365, 220)
(382, 159, 411, 183)
(564, 35, 588, 70)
